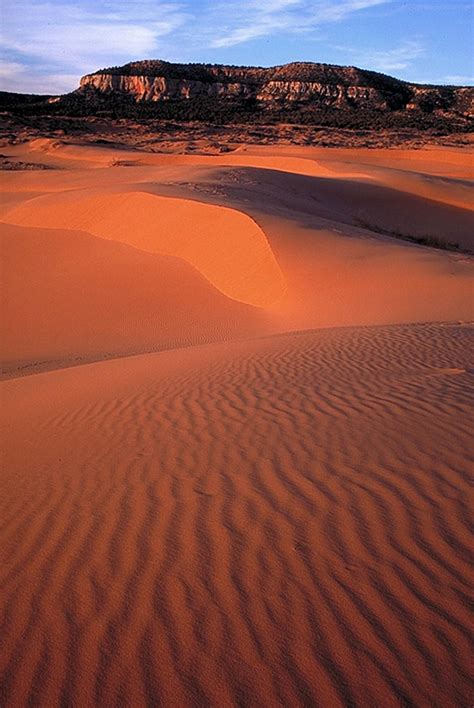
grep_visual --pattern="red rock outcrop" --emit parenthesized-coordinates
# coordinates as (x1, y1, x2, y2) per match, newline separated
(77, 61, 473, 116)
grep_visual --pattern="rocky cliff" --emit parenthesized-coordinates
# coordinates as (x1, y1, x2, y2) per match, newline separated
(78, 61, 473, 116)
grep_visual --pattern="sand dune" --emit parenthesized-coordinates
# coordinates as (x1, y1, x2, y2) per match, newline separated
(1, 323, 473, 706)
(238, 143, 474, 179)
(1, 140, 473, 705)
(5, 139, 473, 208)
(2, 142, 473, 377)
(1, 222, 270, 376)
(173, 165, 473, 250)
(3, 190, 286, 307)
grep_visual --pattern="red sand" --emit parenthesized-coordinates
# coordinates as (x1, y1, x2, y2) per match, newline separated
(1, 141, 473, 706)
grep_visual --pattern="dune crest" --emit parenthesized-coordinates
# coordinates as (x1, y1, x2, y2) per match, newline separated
(3, 190, 286, 308)
(1, 222, 272, 375)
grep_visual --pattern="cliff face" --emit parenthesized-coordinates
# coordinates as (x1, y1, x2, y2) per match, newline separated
(78, 61, 474, 116)
(256, 82, 391, 109)
(78, 74, 389, 107)
(79, 74, 254, 101)
(407, 86, 473, 115)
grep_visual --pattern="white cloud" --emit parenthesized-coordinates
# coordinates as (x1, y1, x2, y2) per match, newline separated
(0, 70, 80, 95)
(439, 74, 474, 85)
(0, 0, 189, 93)
(0, 61, 25, 78)
(208, 0, 390, 49)
(332, 39, 425, 73)
(0, 1, 188, 73)
(0, 59, 78, 93)
(414, 74, 474, 86)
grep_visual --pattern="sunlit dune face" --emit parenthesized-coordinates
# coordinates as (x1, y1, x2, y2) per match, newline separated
(3, 190, 286, 308)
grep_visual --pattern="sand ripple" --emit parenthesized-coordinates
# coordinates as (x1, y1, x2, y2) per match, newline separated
(1, 323, 472, 706)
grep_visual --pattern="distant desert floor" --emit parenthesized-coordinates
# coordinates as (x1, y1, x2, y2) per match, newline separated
(1, 140, 473, 706)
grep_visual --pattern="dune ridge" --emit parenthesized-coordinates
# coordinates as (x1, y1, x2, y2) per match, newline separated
(3, 190, 286, 308)
(1, 222, 273, 377)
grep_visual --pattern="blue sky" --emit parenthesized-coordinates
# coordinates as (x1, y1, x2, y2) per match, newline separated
(0, 0, 473, 94)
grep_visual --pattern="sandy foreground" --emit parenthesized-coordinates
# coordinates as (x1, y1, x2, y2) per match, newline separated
(1, 140, 473, 706)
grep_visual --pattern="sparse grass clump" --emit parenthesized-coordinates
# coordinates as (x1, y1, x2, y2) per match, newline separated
(357, 219, 466, 253)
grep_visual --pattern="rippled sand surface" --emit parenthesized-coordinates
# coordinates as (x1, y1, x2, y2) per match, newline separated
(1, 141, 473, 706)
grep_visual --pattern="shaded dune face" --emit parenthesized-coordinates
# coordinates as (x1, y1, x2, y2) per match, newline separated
(199, 165, 474, 251)
(0, 223, 270, 372)
(3, 190, 286, 308)
(1, 324, 473, 706)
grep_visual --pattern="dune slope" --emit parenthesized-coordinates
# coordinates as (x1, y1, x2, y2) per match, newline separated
(3, 190, 286, 308)
(1, 222, 270, 375)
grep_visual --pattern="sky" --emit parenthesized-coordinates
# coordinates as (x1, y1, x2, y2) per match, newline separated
(0, 0, 473, 94)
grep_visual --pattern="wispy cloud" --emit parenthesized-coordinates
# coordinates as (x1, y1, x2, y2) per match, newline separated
(0, 59, 79, 93)
(0, 61, 25, 79)
(439, 74, 474, 85)
(1, 1, 188, 68)
(208, 0, 390, 49)
(332, 39, 425, 73)
(0, 0, 188, 92)
(413, 74, 474, 86)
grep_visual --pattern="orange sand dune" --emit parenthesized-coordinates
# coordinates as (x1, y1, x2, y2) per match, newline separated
(8, 138, 474, 201)
(3, 190, 286, 308)
(239, 143, 474, 178)
(167, 165, 473, 250)
(1, 141, 473, 706)
(1, 323, 473, 706)
(1, 222, 271, 376)
(4, 138, 474, 218)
